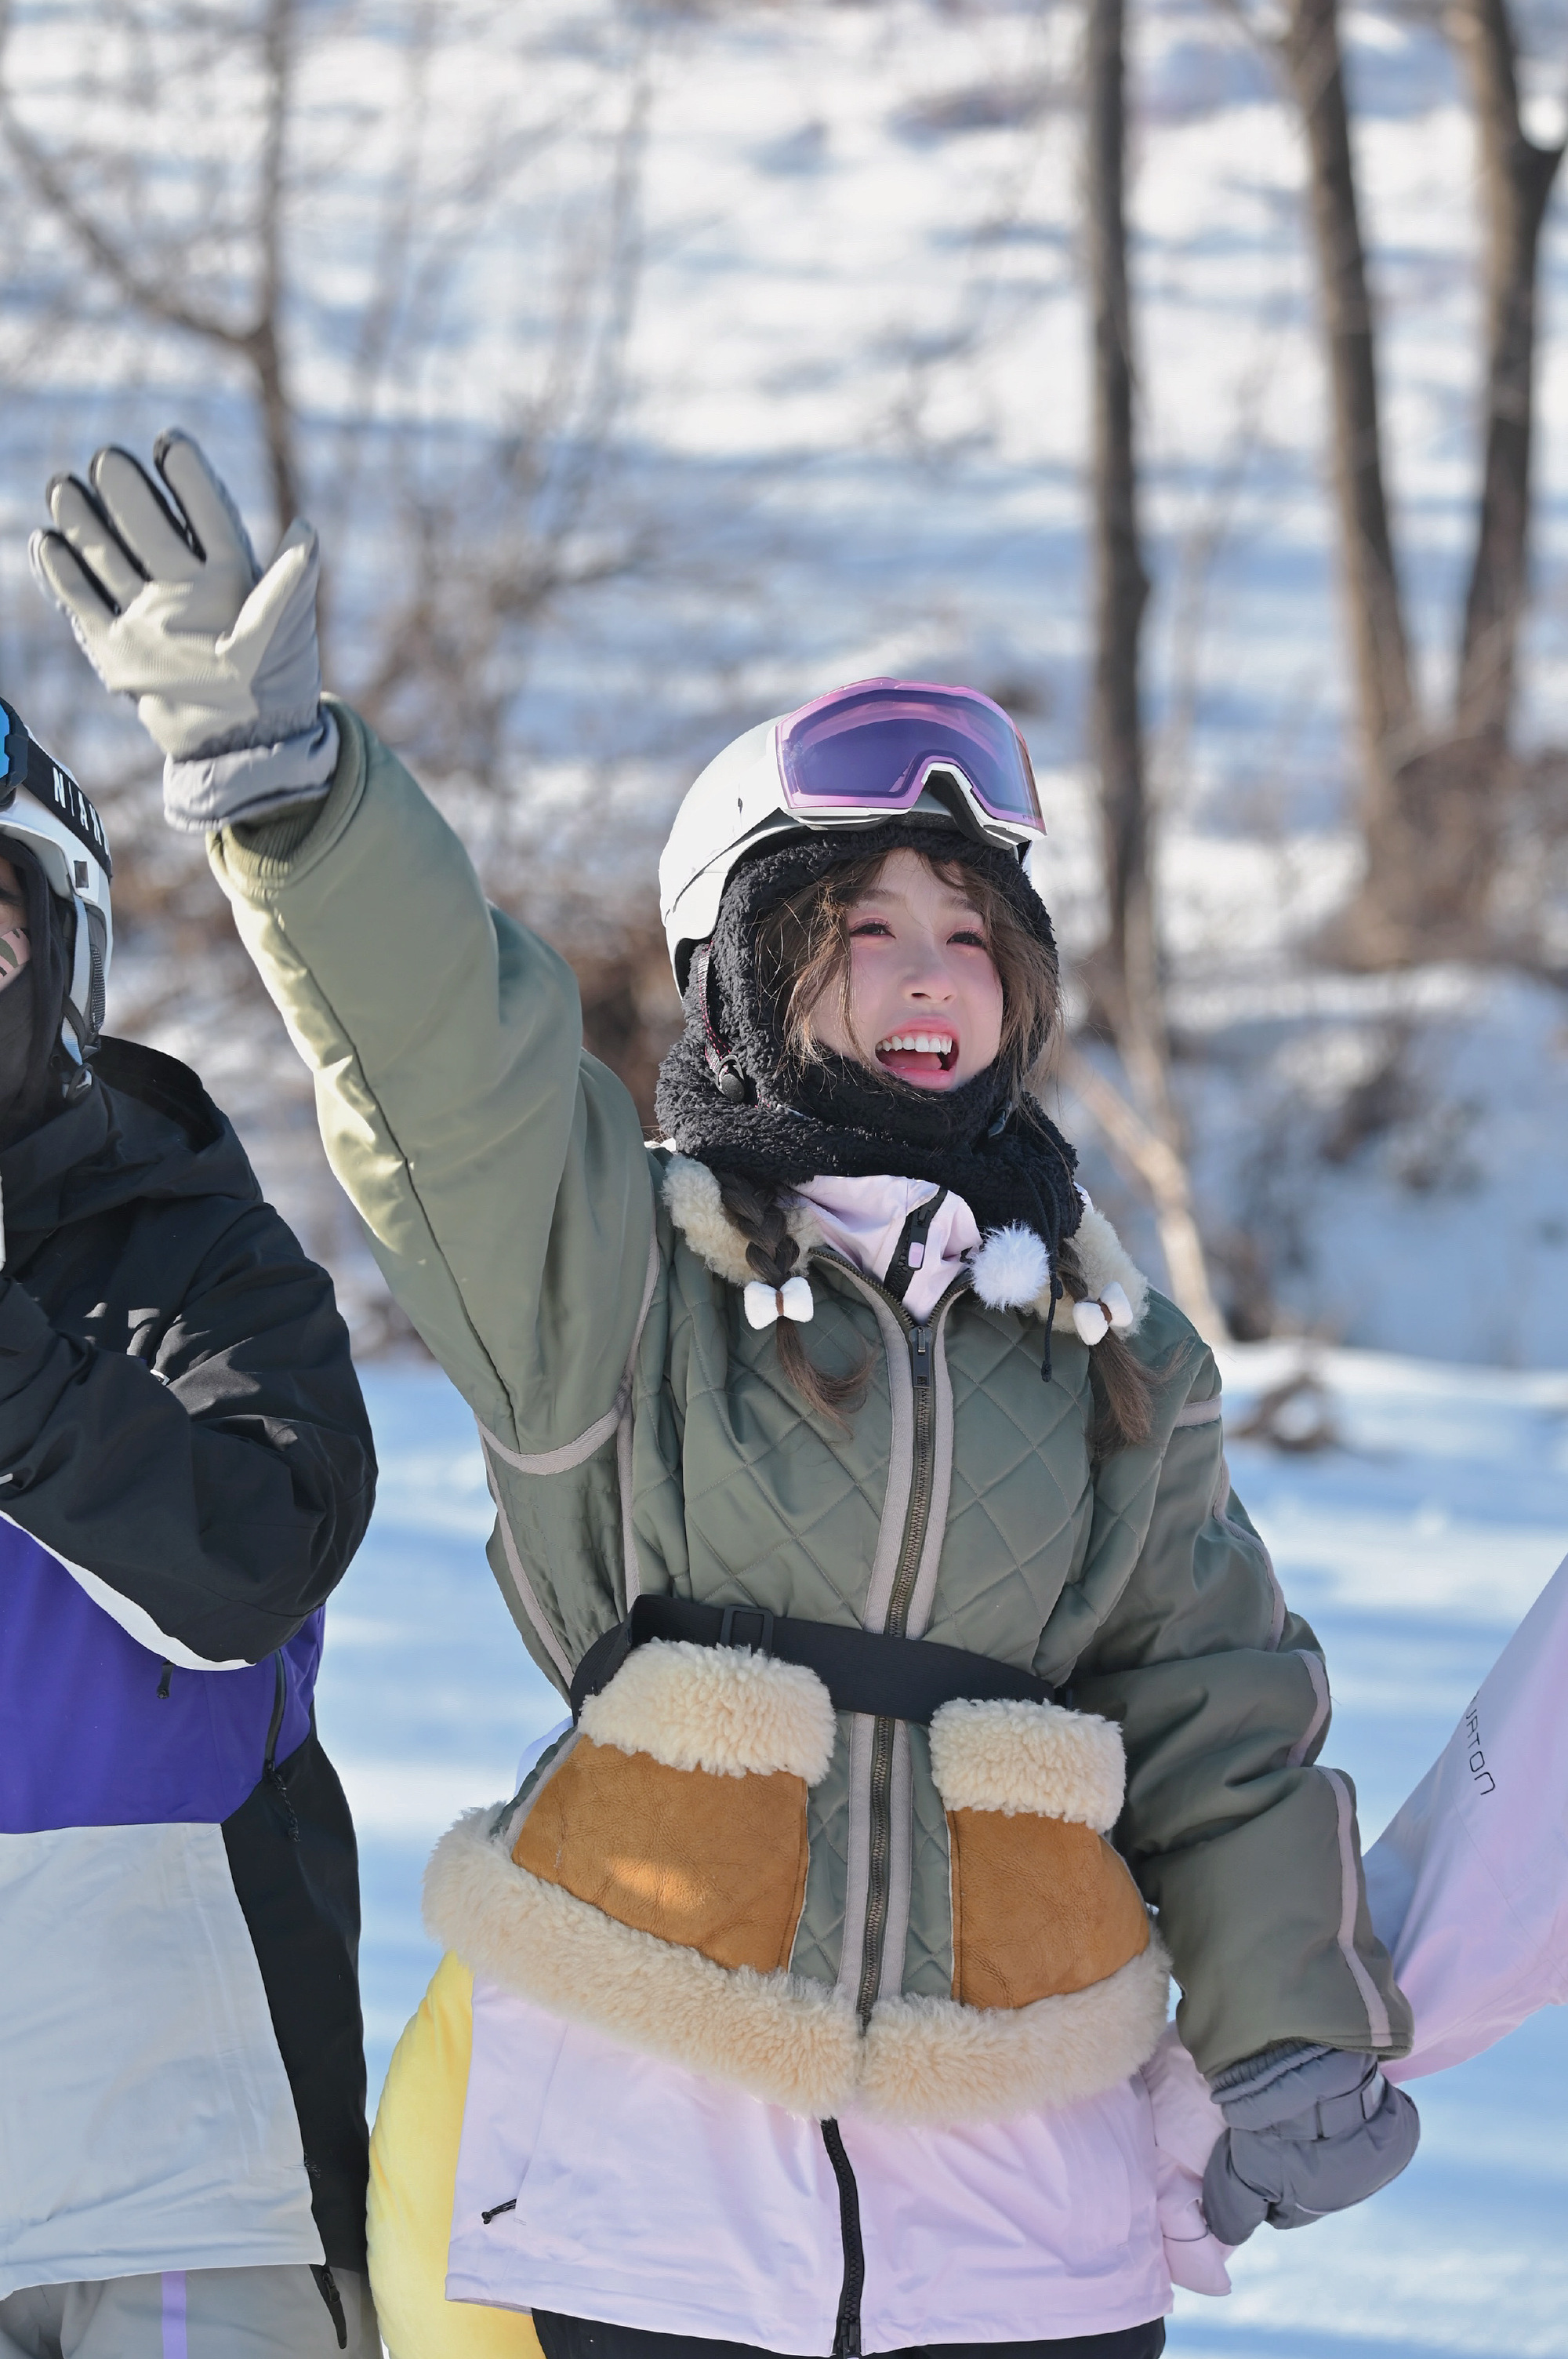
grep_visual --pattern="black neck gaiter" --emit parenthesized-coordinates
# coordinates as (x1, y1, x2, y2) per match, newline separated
(0, 844, 71, 1148)
(0, 967, 33, 1121)
(652, 820, 1083, 1257)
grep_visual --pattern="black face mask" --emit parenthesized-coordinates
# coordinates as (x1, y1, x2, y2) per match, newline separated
(0, 843, 71, 1147)
(0, 962, 33, 1121)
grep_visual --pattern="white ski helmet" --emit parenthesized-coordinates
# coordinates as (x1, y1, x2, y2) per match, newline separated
(659, 679, 1045, 990)
(0, 696, 113, 1065)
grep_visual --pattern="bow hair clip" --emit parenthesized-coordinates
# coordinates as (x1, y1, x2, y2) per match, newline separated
(744, 1276, 815, 1329)
(1072, 1281, 1133, 1347)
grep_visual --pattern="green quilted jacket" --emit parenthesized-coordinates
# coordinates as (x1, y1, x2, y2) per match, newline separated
(211, 702, 1410, 2126)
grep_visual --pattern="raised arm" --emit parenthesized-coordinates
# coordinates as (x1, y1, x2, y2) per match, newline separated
(31, 432, 655, 1452)
(209, 705, 656, 1448)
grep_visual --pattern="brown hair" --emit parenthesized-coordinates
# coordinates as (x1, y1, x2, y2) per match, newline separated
(756, 849, 1059, 1089)
(1055, 1241, 1154, 1457)
(727, 849, 1154, 1456)
(717, 1169, 869, 1421)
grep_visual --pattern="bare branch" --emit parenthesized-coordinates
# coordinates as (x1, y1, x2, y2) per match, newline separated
(1058, 1045, 1230, 1342)
(0, 2, 266, 356)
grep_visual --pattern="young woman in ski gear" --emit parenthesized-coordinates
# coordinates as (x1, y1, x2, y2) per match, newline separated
(34, 434, 1421, 2359)
(0, 693, 379, 2357)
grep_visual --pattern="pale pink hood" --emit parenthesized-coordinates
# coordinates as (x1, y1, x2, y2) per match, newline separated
(791, 1173, 982, 1320)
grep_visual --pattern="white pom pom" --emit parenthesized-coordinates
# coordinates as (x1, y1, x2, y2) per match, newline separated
(1101, 1281, 1133, 1333)
(744, 1274, 815, 1328)
(1073, 1298, 1110, 1346)
(970, 1223, 1053, 1310)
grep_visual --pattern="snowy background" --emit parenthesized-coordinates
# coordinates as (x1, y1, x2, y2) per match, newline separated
(1, 0, 1566, 2349)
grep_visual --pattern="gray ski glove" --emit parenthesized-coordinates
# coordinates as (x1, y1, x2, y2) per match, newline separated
(1202, 2041, 1419, 2246)
(30, 431, 336, 832)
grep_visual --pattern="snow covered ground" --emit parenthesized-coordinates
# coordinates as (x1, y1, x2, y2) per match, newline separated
(5, 0, 1568, 1366)
(318, 1352, 1568, 2359)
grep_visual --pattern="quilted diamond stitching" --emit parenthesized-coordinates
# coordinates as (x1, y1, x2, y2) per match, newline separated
(625, 1234, 1203, 1994)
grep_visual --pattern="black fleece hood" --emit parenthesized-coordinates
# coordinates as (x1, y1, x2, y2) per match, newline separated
(0, 1034, 254, 1257)
(652, 817, 1083, 1257)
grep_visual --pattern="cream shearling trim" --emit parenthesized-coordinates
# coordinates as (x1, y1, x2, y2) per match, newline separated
(661, 1154, 826, 1289)
(969, 1223, 1053, 1311)
(424, 1808, 861, 2118)
(1065, 1203, 1150, 1332)
(928, 1697, 1126, 1830)
(579, 1637, 836, 1783)
(663, 1152, 1151, 1339)
(661, 1155, 752, 1285)
(427, 1811, 1167, 2128)
(858, 1937, 1170, 2124)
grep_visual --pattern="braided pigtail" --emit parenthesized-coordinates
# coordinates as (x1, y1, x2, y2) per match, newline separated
(717, 1172, 869, 1423)
(1056, 1241, 1154, 1460)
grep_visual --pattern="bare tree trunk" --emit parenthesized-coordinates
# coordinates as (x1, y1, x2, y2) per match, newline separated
(252, 0, 301, 538)
(1081, 0, 1228, 1343)
(1283, 0, 1415, 764)
(1086, 0, 1151, 1016)
(1282, 0, 1424, 961)
(1058, 1046, 1229, 1343)
(1450, 0, 1565, 742)
(1284, 0, 1564, 959)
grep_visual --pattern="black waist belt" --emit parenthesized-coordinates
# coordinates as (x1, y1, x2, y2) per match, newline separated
(569, 1592, 1053, 1725)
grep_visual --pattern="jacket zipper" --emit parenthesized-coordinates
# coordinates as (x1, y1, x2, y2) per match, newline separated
(820, 2117, 865, 2357)
(882, 1187, 947, 1305)
(816, 1250, 967, 2026)
(812, 1256, 967, 2355)
(263, 1652, 300, 1841)
(855, 1314, 935, 2024)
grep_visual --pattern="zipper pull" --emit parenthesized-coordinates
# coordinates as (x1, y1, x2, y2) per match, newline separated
(885, 1186, 947, 1302)
(910, 1324, 931, 1388)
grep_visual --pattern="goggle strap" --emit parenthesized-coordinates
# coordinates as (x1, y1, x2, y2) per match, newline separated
(779, 767, 1040, 852)
(0, 697, 113, 882)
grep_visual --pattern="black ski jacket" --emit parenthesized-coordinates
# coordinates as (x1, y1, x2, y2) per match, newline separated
(0, 1038, 377, 2279)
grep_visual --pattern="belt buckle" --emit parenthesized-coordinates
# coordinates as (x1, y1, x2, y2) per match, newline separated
(718, 1604, 775, 1656)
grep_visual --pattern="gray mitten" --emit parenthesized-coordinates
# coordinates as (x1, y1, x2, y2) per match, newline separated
(1202, 2041, 1419, 2246)
(30, 431, 336, 832)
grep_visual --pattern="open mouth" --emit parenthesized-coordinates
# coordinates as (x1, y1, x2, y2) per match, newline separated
(875, 1029, 958, 1083)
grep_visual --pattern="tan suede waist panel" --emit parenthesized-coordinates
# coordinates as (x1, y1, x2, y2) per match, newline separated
(948, 1810, 1151, 2010)
(511, 1737, 810, 1975)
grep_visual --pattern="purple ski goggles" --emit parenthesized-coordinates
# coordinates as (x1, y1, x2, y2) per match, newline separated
(775, 680, 1044, 850)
